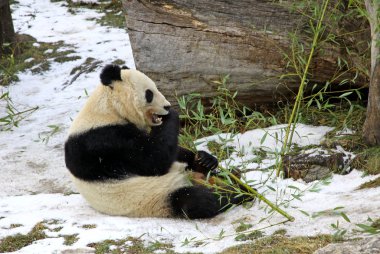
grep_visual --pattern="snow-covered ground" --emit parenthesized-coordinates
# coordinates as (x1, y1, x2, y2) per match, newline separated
(0, 1, 379, 253)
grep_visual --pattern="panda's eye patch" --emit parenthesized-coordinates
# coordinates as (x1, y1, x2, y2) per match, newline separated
(145, 89, 153, 103)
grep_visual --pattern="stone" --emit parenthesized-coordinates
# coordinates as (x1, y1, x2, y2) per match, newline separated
(314, 237, 380, 254)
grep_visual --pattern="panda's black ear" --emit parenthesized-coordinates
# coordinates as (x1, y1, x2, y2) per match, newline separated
(100, 65, 122, 86)
(121, 66, 130, 70)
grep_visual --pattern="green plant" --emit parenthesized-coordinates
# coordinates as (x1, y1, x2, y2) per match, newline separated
(64, 0, 125, 29)
(0, 222, 47, 252)
(0, 38, 78, 87)
(0, 92, 38, 131)
(37, 125, 61, 144)
(62, 234, 79, 246)
(277, 0, 331, 176)
(0, 48, 18, 86)
(275, 0, 370, 176)
(177, 76, 277, 151)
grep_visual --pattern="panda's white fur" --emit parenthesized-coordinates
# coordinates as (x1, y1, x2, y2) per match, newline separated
(70, 162, 189, 217)
(65, 65, 250, 219)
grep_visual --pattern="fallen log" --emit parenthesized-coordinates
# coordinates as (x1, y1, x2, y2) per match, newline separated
(123, 0, 369, 109)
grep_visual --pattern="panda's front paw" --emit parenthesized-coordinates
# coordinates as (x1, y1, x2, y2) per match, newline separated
(193, 151, 218, 174)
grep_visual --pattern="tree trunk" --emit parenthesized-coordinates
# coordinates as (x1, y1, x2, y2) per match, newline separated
(0, 0, 16, 55)
(123, 0, 368, 108)
(363, 0, 380, 145)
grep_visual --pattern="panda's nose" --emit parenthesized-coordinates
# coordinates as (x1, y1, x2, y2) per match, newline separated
(164, 105, 170, 111)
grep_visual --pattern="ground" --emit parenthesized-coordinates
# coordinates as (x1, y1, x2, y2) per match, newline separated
(0, 1, 379, 254)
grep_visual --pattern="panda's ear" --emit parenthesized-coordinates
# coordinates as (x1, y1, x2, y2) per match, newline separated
(100, 65, 122, 86)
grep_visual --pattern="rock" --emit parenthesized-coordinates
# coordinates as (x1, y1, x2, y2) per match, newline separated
(313, 237, 380, 254)
(283, 152, 345, 182)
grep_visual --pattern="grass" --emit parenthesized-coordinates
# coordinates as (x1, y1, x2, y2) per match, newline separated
(0, 36, 79, 86)
(81, 224, 97, 229)
(352, 147, 380, 175)
(53, 0, 125, 29)
(357, 177, 380, 189)
(207, 140, 236, 162)
(62, 234, 79, 246)
(273, 229, 287, 236)
(0, 222, 47, 253)
(371, 218, 380, 229)
(87, 237, 177, 254)
(9, 224, 23, 229)
(177, 79, 278, 151)
(234, 230, 265, 242)
(220, 235, 333, 254)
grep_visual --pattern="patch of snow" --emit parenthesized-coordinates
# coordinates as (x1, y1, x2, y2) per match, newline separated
(43, 49, 53, 54)
(24, 57, 34, 63)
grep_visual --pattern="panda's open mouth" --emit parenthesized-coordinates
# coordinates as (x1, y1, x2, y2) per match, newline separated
(151, 113, 162, 125)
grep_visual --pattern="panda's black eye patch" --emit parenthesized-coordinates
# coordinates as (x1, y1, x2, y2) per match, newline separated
(145, 89, 153, 103)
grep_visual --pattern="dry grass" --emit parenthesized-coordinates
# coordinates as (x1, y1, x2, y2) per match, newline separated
(220, 235, 333, 254)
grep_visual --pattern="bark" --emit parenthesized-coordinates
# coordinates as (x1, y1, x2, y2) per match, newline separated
(123, 0, 369, 109)
(0, 0, 16, 55)
(363, 0, 380, 145)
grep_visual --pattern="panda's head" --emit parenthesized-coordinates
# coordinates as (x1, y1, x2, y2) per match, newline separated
(100, 65, 171, 127)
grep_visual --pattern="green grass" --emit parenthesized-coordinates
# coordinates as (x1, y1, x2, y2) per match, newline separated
(272, 229, 287, 236)
(87, 237, 177, 254)
(220, 235, 333, 254)
(352, 147, 380, 175)
(9, 224, 23, 229)
(54, 0, 125, 29)
(0, 36, 79, 86)
(0, 222, 47, 253)
(234, 230, 265, 242)
(371, 218, 380, 229)
(81, 224, 97, 229)
(62, 234, 79, 246)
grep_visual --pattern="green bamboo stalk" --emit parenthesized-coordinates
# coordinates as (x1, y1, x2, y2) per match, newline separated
(226, 171, 295, 222)
(276, 0, 331, 177)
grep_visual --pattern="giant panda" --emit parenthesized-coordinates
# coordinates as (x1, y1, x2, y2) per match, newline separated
(64, 65, 252, 219)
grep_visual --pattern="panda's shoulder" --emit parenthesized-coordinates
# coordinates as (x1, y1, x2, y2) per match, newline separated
(70, 122, 146, 140)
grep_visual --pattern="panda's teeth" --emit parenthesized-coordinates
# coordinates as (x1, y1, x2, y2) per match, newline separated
(152, 113, 161, 124)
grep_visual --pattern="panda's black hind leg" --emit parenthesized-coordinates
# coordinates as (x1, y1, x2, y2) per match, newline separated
(169, 186, 251, 219)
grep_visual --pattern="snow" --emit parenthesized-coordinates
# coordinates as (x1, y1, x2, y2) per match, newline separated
(0, 0, 379, 253)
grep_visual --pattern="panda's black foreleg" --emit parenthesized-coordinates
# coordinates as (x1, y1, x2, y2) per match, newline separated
(177, 147, 218, 175)
(169, 186, 252, 219)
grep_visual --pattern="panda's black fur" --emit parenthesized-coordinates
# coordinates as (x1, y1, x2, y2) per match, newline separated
(64, 65, 251, 219)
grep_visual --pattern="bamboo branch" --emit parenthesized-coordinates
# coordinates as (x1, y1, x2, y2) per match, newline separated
(227, 171, 295, 222)
(276, 0, 331, 177)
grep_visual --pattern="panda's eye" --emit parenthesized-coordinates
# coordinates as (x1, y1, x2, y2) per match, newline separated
(145, 89, 153, 103)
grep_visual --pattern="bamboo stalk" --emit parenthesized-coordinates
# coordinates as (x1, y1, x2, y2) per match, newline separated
(276, 0, 331, 177)
(190, 168, 295, 222)
(227, 171, 295, 222)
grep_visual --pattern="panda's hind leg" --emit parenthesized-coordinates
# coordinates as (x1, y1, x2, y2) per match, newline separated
(169, 186, 249, 219)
